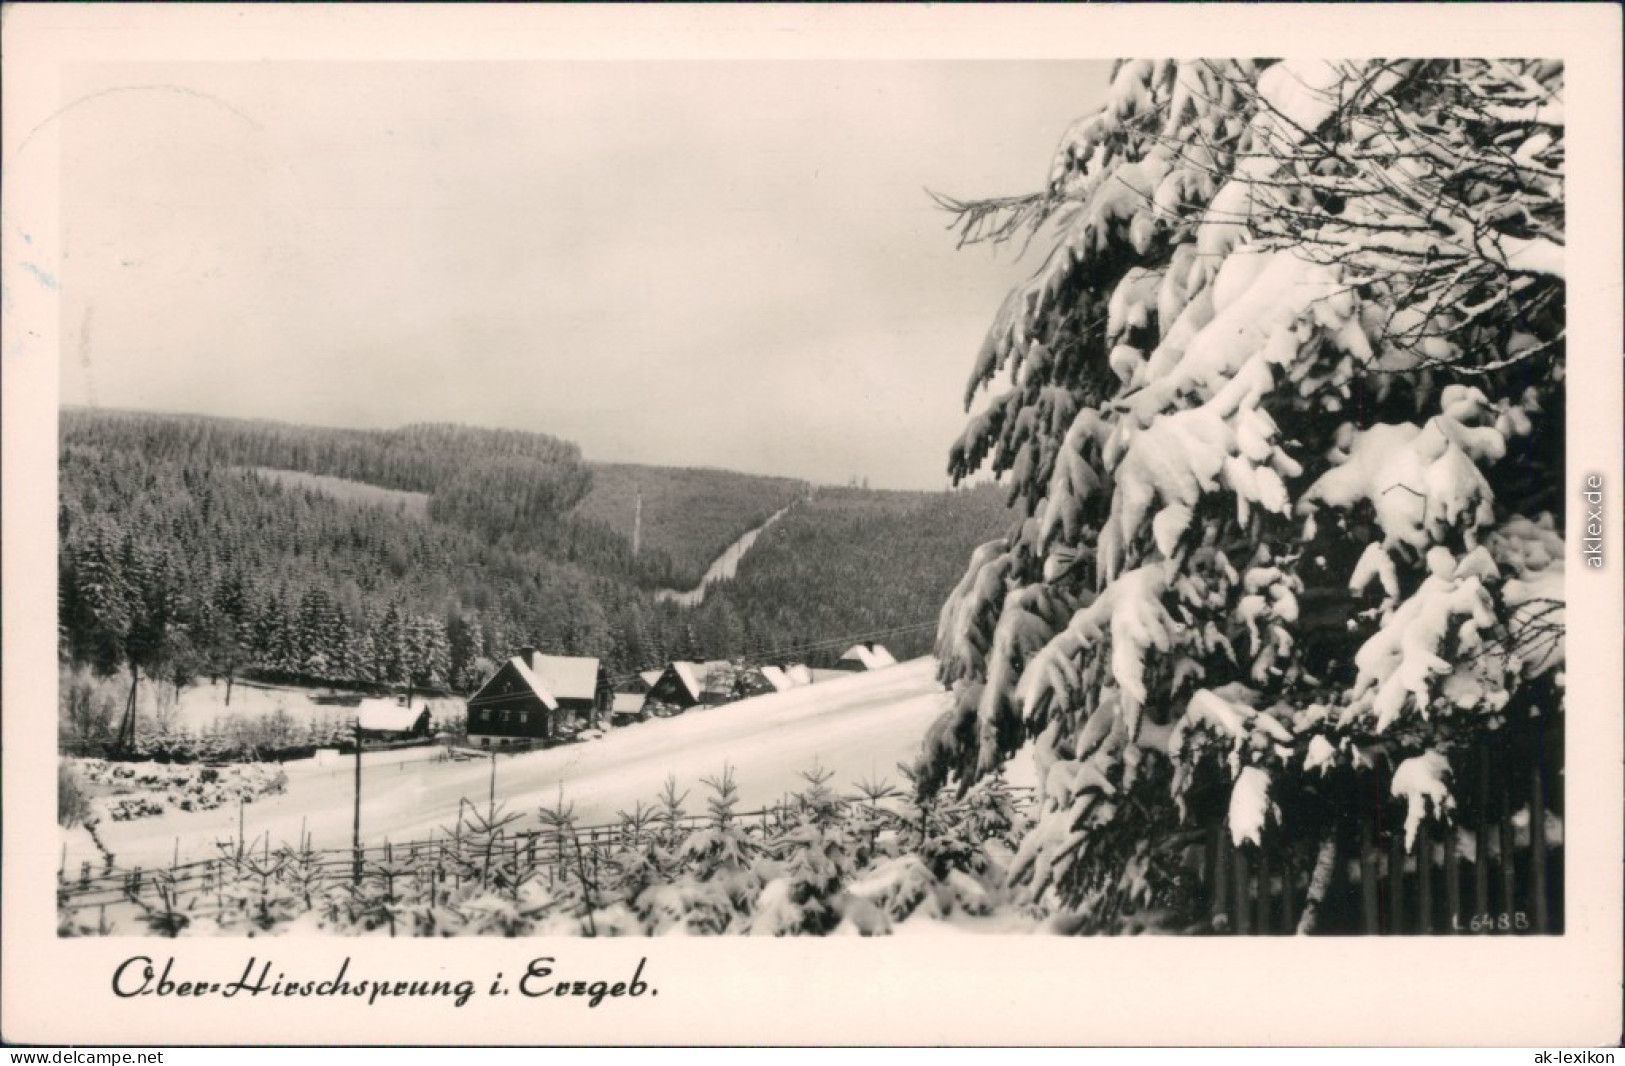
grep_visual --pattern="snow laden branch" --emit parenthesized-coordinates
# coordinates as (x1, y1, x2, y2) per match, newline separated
(919, 57, 1565, 927)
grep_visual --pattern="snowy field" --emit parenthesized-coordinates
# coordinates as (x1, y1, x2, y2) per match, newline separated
(60, 657, 1001, 873)
(120, 677, 456, 735)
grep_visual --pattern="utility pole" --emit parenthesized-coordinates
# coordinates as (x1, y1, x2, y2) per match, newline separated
(488, 752, 497, 819)
(352, 715, 363, 884)
(632, 485, 642, 558)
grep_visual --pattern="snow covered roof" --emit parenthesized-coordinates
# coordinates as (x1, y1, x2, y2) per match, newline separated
(610, 692, 647, 715)
(520, 654, 600, 702)
(838, 644, 897, 670)
(356, 699, 423, 733)
(509, 660, 560, 711)
(761, 663, 814, 692)
(639, 669, 664, 688)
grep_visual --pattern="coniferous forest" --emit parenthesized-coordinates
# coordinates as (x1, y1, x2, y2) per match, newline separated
(57, 408, 1013, 720)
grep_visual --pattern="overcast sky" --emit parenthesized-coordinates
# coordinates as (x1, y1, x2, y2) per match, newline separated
(59, 61, 1108, 489)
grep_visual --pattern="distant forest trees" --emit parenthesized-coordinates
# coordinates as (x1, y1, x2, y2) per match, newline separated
(57, 410, 1013, 717)
(689, 486, 1015, 663)
(572, 462, 809, 589)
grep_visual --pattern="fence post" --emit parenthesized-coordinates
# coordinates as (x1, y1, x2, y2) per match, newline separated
(1255, 841, 1271, 934)
(1498, 780, 1517, 925)
(1359, 817, 1380, 935)
(1280, 847, 1296, 934)
(1232, 843, 1251, 935)
(1444, 823, 1461, 933)
(1530, 735, 1549, 934)
(1417, 821, 1433, 934)
(1474, 746, 1491, 921)
(1211, 822, 1229, 932)
(1388, 813, 1405, 936)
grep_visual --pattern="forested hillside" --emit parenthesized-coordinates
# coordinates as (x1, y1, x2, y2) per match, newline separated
(59, 434, 627, 697)
(61, 410, 675, 587)
(57, 411, 1013, 728)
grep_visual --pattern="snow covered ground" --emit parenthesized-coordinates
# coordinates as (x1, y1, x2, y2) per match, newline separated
(62, 657, 997, 873)
(116, 676, 457, 735)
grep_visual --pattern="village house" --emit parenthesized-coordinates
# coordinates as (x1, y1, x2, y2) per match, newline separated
(644, 659, 771, 713)
(608, 691, 650, 725)
(605, 668, 666, 725)
(465, 647, 609, 747)
(643, 659, 728, 713)
(759, 663, 809, 693)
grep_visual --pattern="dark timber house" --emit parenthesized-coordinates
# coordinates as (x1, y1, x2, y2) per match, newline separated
(466, 647, 609, 747)
(643, 659, 757, 713)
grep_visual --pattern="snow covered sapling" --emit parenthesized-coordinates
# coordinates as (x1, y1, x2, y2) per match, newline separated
(680, 764, 759, 883)
(746, 763, 856, 936)
(849, 773, 904, 866)
(218, 841, 295, 932)
(638, 765, 760, 934)
(129, 870, 193, 937)
(273, 834, 344, 928)
(536, 791, 602, 935)
(602, 799, 665, 910)
(353, 843, 425, 936)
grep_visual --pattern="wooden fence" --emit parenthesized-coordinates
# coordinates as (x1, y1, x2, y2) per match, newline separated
(60, 788, 1038, 931)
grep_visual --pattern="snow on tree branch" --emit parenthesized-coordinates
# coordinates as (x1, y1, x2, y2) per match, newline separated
(921, 57, 1565, 924)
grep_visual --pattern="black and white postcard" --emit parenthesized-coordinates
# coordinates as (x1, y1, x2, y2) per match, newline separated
(3, 3, 1621, 1047)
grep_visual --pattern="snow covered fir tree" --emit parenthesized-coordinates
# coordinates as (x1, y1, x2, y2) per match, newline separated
(919, 58, 1565, 933)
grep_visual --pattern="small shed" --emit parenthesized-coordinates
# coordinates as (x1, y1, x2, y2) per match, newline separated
(643, 659, 768, 711)
(356, 698, 431, 740)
